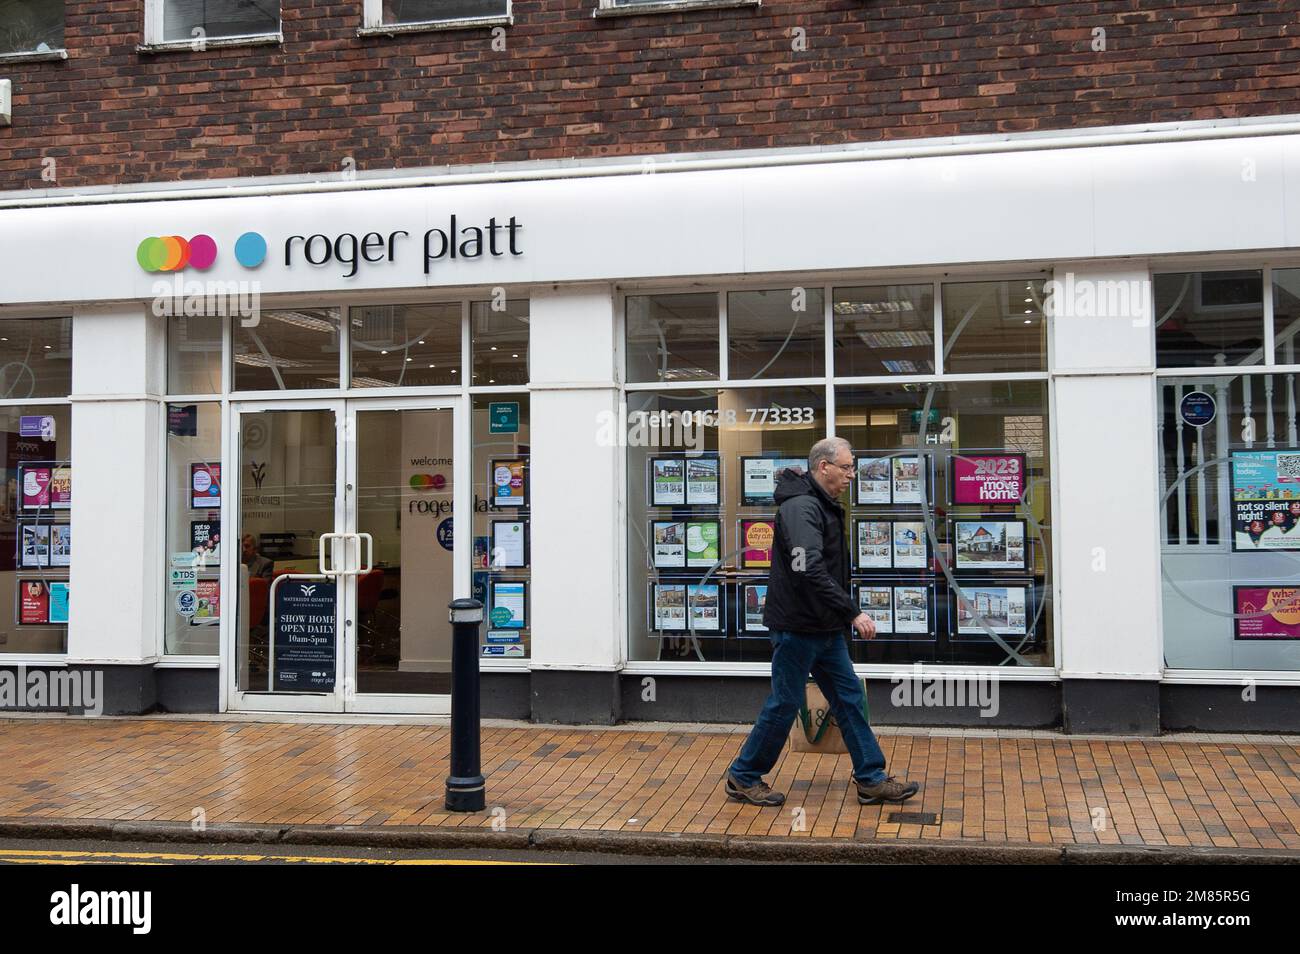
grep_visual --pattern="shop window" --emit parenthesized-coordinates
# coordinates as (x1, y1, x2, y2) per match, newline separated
(625, 293, 719, 384)
(470, 299, 528, 387)
(0, 405, 72, 654)
(472, 394, 530, 659)
(1272, 268, 1300, 366)
(726, 288, 825, 380)
(0, 0, 63, 54)
(626, 385, 826, 663)
(1155, 271, 1264, 368)
(833, 285, 935, 377)
(232, 308, 342, 392)
(834, 381, 1051, 666)
(941, 280, 1047, 374)
(350, 303, 461, 388)
(164, 402, 221, 655)
(379, 0, 507, 24)
(160, 0, 279, 42)
(167, 315, 223, 395)
(1159, 373, 1300, 671)
(0, 317, 71, 399)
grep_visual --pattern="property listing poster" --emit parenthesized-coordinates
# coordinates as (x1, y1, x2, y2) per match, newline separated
(685, 456, 720, 506)
(891, 457, 925, 504)
(651, 458, 685, 506)
(855, 457, 892, 505)
(951, 453, 1026, 505)
(1230, 450, 1300, 550)
(17, 524, 49, 568)
(855, 520, 892, 569)
(1233, 585, 1300, 640)
(954, 585, 1029, 636)
(50, 524, 71, 567)
(741, 584, 768, 633)
(687, 584, 722, 632)
(891, 521, 928, 568)
(652, 520, 686, 568)
(652, 583, 687, 631)
(857, 585, 894, 634)
(893, 585, 931, 634)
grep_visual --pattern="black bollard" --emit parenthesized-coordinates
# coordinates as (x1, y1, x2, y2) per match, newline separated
(445, 598, 486, 812)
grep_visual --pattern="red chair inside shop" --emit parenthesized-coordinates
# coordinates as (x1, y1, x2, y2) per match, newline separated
(357, 568, 384, 613)
(247, 575, 269, 629)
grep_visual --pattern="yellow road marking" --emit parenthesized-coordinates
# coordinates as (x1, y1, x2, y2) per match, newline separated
(0, 848, 548, 865)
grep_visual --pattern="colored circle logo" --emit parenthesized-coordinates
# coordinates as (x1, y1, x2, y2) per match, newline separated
(235, 231, 267, 268)
(409, 474, 435, 491)
(137, 234, 217, 272)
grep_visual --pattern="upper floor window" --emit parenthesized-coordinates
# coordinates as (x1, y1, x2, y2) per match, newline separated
(0, 0, 63, 55)
(376, 0, 507, 26)
(157, 0, 280, 44)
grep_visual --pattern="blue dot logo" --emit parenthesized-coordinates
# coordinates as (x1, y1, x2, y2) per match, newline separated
(234, 231, 267, 268)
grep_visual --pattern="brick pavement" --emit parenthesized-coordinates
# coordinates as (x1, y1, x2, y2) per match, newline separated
(1, 717, 1298, 852)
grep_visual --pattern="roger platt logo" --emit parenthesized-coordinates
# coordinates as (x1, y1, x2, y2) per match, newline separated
(136, 231, 267, 272)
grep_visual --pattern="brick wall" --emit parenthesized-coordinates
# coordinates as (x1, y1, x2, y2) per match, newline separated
(0, 0, 1296, 190)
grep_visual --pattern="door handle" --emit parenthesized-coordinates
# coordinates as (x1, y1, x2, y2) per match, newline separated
(319, 532, 346, 577)
(355, 533, 374, 574)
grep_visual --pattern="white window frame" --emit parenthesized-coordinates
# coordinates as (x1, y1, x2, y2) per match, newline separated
(359, 0, 512, 36)
(595, 0, 760, 17)
(140, 0, 283, 53)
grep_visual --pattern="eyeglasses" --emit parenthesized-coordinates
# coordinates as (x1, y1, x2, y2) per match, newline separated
(825, 461, 854, 474)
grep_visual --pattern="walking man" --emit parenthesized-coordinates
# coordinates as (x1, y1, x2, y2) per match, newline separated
(725, 437, 920, 807)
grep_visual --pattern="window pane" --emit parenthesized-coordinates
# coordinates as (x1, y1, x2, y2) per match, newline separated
(350, 303, 461, 388)
(382, 0, 507, 22)
(941, 280, 1047, 374)
(471, 299, 528, 387)
(168, 316, 223, 394)
(0, 404, 72, 654)
(472, 394, 530, 658)
(1272, 268, 1300, 366)
(163, 0, 279, 41)
(0, 0, 62, 53)
(1159, 373, 1300, 672)
(833, 284, 935, 377)
(233, 308, 341, 392)
(0, 317, 72, 399)
(835, 380, 1052, 666)
(165, 402, 221, 656)
(626, 293, 719, 383)
(625, 384, 826, 663)
(1155, 270, 1263, 368)
(727, 288, 825, 380)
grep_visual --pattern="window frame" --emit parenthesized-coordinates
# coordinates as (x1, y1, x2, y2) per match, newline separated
(594, 0, 760, 17)
(359, 0, 512, 36)
(140, 0, 283, 53)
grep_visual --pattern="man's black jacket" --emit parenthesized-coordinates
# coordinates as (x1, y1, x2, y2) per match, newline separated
(761, 468, 859, 634)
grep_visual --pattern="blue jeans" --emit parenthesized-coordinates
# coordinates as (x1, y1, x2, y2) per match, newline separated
(729, 629, 888, 787)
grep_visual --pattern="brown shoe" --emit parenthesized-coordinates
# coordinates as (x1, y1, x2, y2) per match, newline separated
(855, 775, 919, 805)
(724, 772, 786, 807)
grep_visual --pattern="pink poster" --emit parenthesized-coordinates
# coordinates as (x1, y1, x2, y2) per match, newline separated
(20, 466, 51, 509)
(1234, 586, 1300, 640)
(951, 453, 1026, 506)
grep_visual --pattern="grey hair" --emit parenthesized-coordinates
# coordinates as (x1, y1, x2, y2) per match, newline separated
(808, 436, 851, 473)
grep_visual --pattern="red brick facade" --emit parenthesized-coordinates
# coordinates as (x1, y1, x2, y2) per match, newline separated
(0, 0, 1296, 191)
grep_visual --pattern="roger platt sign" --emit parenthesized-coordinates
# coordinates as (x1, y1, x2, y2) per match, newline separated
(273, 580, 337, 691)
